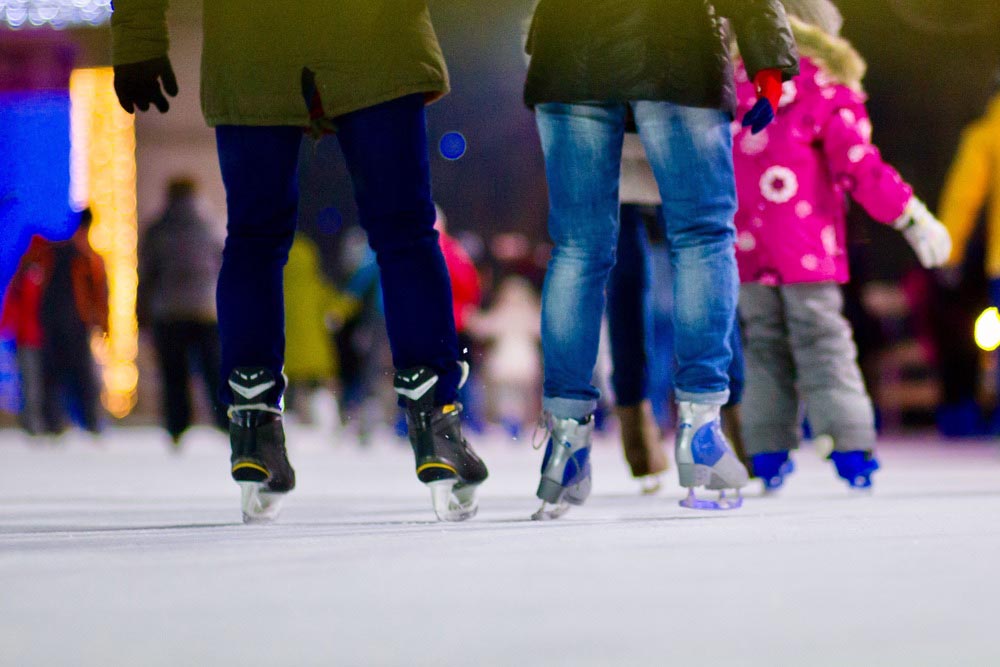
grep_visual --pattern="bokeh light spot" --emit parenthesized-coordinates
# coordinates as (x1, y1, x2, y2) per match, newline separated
(439, 132, 467, 161)
(975, 307, 1000, 352)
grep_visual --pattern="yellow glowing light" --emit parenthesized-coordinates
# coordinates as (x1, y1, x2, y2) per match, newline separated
(975, 307, 1000, 352)
(70, 68, 139, 419)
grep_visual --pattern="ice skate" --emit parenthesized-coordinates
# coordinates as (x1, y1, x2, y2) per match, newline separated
(228, 368, 296, 524)
(675, 401, 749, 510)
(751, 451, 795, 493)
(830, 450, 879, 491)
(617, 401, 668, 495)
(532, 414, 594, 520)
(395, 365, 488, 522)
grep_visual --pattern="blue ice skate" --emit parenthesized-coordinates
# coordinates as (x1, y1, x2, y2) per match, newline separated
(830, 450, 879, 490)
(752, 451, 796, 493)
(676, 402, 749, 510)
(532, 415, 594, 520)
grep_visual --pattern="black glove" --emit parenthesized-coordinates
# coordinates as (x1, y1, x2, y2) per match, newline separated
(113, 56, 178, 114)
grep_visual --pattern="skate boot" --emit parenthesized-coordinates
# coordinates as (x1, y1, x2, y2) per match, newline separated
(830, 450, 879, 490)
(675, 401, 749, 510)
(394, 365, 488, 522)
(617, 401, 667, 495)
(532, 414, 594, 520)
(751, 451, 795, 493)
(228, 368, 296, 524)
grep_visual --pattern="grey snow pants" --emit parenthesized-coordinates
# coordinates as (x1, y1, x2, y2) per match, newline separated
(739, 282, 876, 455)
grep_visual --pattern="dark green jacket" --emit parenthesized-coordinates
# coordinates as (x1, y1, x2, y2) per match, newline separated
(524, 0, 799, 115)
(112, 1, 449, 126)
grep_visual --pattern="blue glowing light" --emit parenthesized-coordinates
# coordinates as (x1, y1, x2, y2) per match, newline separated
(0, 91, 76, 297)
(439, 132, 467, 161)
(0, 0, 112, 29)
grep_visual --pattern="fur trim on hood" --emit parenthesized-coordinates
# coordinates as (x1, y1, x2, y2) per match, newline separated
(789, 16, 867, 92)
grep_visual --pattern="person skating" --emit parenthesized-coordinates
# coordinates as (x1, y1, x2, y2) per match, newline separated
(938, 72, 1000, 431)
(111, 1, 487, 522)
(138, 177, 227, 446)
(37, 210, 108, 435)
(731, 0, 952, 492)
(524, 0, 799, 518)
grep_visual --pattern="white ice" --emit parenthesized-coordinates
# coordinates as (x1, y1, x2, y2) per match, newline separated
(3, 425, 1000, 666)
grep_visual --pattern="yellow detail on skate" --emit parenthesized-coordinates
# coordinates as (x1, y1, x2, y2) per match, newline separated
(441, 404, 457, 414)
(417, 462, 457, 475)
(232, 461, 270, 476)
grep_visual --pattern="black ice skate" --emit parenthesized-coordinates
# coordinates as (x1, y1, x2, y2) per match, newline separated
(394, 365, 488, 522)
(228, 367, 295, 524)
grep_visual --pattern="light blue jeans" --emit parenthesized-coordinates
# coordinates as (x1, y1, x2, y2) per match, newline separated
(536, 101, 738, 420)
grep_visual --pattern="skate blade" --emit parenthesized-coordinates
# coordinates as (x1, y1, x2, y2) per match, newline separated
(428, 480, 479, 522)
(531, 500, 570, 521)
(678, 488, 743, 511)
(240, 482, 285, 524)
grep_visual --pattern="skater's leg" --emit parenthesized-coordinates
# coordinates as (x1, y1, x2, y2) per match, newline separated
(215, 125, 301, 521)
(634, 101, 737, 405)
(738, 284, 799, 455)
(607, 204, 666, 482)
(536, 101, 625, 420)
(17, 347, 44, 435)
(153, 321, 192, 441)
(634, 100, 746, 505)
(607, 203, 652, 408)
(782, 283, 877, 453)
(531, 102, 624, 517)
(215, 125, 302, 407)
(334, 94, 461, 406)
(336, 95, 485, 520)
(192, 322, 227, 431)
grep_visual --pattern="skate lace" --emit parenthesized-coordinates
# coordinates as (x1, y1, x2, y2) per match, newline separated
(531, 413, 551, 451)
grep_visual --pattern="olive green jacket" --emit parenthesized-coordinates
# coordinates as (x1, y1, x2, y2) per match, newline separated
(111, 1, 450, 126)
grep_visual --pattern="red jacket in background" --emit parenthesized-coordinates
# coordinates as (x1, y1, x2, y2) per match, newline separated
(0, 237, 47, 348)
(439, 232, 481, 334)
(0, 234, 108, 347)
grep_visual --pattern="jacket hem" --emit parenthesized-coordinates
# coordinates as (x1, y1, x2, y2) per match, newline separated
(203, 81, 449, 128)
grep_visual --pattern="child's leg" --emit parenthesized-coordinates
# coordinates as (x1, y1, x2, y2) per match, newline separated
(739, 284, 799, 455)
(782, 283, 876, 453)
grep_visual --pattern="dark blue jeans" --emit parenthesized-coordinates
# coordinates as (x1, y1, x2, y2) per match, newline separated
(607, 203, 745, 410)
(215, 94, 460, 407)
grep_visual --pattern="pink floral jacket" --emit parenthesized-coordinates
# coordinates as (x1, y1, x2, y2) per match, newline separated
(732, 56, 913, 285)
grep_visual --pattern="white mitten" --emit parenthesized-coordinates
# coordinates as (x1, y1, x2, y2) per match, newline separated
(893, 197, 953, 269)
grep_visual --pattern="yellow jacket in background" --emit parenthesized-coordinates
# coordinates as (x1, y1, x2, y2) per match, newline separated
(283, 236, 359, 383)
(940, 95, 1000, 277)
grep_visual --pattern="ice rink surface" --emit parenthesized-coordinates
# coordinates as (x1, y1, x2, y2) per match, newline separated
(3, 425, 1000, 666)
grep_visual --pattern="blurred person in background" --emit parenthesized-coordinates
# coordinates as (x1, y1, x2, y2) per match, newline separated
(138, 178, 227, 446)
(283, 232, 358, 430)
(434, 205, 484, 431)
(0, 236, 48, 435)
(333, 227, 395, 446)
(938, 73, 1000, 432)
(38, 209, 108, 435)
(466, 275, 541, 440)
(606, 135, 670, 493)
(112, 1, 488, 523)
(732, 0, 952, 492)
(523, 0, 798, 518)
